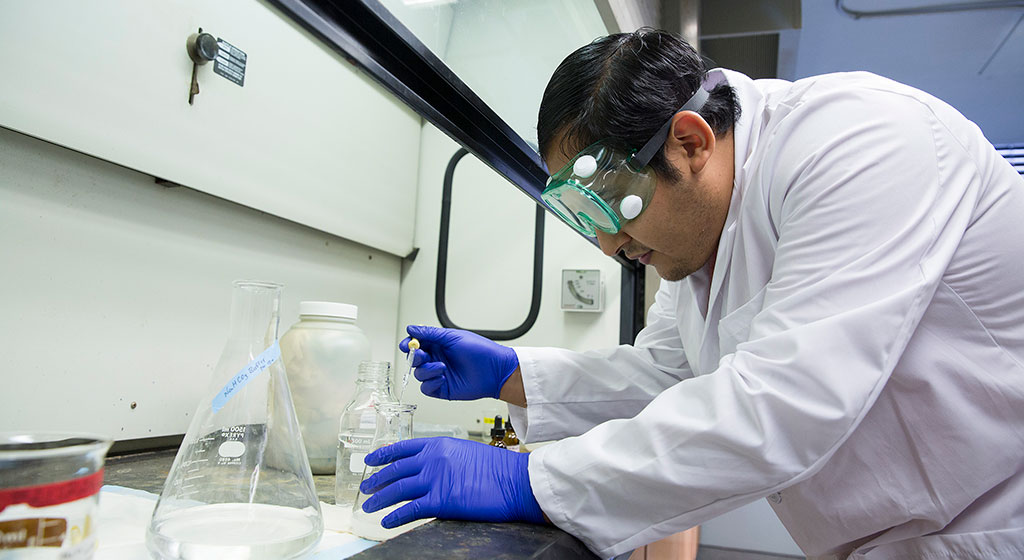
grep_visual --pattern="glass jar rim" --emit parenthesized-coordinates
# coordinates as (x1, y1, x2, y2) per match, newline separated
(375, 403, 416, 413)
(0, 432, 112, 461)
(232, 280, 283, 290)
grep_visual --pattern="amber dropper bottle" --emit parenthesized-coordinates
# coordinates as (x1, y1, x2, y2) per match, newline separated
(502, 417, 520, 452)
(488, 415, 507, 448)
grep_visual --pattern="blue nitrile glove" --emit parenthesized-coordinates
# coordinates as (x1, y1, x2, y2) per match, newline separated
(399, 326, 518, 401)
(359, 437, 545, 528)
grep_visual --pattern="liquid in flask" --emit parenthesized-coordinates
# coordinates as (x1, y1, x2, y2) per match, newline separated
(147, 281, 324, 560)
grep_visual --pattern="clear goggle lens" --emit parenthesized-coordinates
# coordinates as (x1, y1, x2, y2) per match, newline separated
(541, 142, 655, 237)
(543, 181, 618, 236)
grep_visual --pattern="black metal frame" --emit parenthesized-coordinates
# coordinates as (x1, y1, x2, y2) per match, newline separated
(620, 263, 646, 345)
(436, 149, 544, 340)
(266, 0, 646, 344)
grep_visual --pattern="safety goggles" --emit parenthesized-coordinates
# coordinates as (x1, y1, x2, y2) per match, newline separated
(541, 70, 725, 236)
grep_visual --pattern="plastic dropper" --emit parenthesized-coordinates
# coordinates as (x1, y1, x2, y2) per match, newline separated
(399, 338, 419, 403)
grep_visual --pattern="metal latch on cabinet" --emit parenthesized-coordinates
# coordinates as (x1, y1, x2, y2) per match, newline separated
(185, 28, 247, 105)
(186, 30, 218, 105)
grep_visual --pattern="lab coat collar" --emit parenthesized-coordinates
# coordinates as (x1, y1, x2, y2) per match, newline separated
(708, 69, 767, 306)
(688, 69, 768, 364)
(721, 69, 768, 175)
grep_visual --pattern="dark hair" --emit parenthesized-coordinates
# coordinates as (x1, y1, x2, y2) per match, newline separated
(537, 28, 740, 181)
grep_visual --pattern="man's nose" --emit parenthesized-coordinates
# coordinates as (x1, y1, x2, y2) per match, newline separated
(595, 230, 630, 257)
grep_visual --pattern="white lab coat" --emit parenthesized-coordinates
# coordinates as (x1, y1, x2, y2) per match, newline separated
(509, 69, 1024, 559)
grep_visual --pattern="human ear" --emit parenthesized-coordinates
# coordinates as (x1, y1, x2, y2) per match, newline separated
(664, 112, 715, 174)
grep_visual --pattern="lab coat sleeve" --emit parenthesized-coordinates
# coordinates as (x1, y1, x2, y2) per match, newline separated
(506, 279, 694, 443)
(527, 90, 981, 557)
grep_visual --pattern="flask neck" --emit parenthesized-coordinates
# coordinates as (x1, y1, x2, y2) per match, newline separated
(227, 281, 283, 344)
(354, 377, 394, 400)
(355, 361, 393, 394)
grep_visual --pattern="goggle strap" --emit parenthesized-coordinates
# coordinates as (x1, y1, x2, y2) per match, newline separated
(630, 71, 723, 170)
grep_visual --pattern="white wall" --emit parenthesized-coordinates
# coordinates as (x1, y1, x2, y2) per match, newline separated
(0, 0, 422, 256)
(0, 0, 423, 441)
(0, 127, 403, 440)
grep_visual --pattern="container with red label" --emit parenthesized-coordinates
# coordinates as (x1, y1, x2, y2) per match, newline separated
(0, 433, 112, 559)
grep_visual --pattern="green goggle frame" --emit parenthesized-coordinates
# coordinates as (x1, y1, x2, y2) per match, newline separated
(540, 70, 724, 237)
(541, 142, 657, 236)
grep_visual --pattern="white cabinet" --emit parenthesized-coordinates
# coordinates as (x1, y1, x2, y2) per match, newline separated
(0, 0, 420, 256)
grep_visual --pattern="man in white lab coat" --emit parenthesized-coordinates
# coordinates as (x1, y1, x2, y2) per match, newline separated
(358, 29, 1024, 559)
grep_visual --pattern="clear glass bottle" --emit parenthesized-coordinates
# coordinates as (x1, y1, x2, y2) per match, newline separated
(147, 281, 323, 560)
(280, 301, 371, 474)
(335, 361, 396, 508)
(351, 402, 417, 541)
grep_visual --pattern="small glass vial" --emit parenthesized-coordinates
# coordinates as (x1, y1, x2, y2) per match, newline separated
(502, 418, 520, 452)
(352, 403, 417, 541)
(488, 415, 507, 448)
(335, 361, 396, 508)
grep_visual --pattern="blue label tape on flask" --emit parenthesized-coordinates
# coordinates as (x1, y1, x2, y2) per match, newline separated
(212, 341, 281, 413)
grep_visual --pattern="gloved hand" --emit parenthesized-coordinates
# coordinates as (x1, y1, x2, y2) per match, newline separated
(400, 326, 519, 401)
(359, 437, 545, 528)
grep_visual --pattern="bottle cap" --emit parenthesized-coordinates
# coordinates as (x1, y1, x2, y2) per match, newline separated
(491, 415, 506, 438)
(299, 301, 358, 320)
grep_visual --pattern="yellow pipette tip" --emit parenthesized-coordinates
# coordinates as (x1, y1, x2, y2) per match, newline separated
(409, 338, 420, 351)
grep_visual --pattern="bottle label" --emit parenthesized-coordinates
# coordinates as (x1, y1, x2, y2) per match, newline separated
(349, 452, 368, 473)
(212, 341, 281, 413)
(0, 471, 103, 513)
(359, 410, 376, 430)
(0, 475, 100, 555)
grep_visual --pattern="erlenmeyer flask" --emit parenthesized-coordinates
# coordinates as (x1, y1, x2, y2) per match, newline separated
(351, 402, 416, 541)
(147, 281, 323, 560)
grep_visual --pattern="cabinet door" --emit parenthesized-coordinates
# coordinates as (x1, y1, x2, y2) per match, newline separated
(0, 0, 419, 256)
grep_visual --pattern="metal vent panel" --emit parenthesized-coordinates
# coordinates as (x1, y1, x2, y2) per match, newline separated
(701, 33, 780, 79)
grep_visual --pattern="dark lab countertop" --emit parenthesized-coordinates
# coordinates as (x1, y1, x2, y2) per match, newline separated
(104, 449, 598, 560)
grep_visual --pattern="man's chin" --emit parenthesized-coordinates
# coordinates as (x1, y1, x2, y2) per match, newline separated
(653, 260, 696, 282)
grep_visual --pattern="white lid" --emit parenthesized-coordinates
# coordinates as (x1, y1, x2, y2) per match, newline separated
(298, 301, 358, 320)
